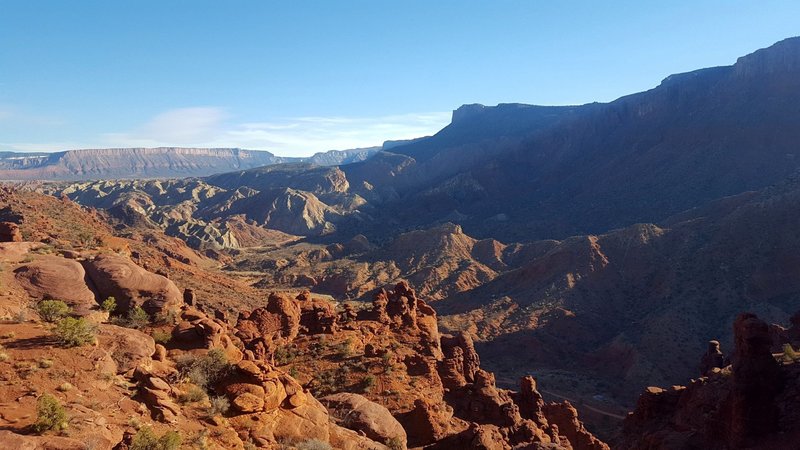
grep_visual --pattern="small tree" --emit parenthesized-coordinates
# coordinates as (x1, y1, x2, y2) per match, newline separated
(33, 393, 68, 433)
(54, 317, 96, 347)
(127, 306, 150, 329)
(101, 296, 117, 313)
(36, 300, 71, 323)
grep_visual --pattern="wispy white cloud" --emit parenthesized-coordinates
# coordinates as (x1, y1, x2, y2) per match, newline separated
(102, 107, 229, 148)
(3, 107, 451, 156)
(220, 112, 450, 155)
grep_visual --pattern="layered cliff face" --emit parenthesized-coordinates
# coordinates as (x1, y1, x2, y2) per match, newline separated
(0, 148, 294, 180)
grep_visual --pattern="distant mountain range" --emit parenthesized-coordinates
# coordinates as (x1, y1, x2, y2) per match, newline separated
(0, 145, 385, 181)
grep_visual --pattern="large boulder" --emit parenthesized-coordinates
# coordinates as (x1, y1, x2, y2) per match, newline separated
(97, 324, 156, 373)
(15, 256, 98, 315)
(0, 430, 92, 450)
(0, 222, 22, 242)
(322, 393, 408, 449)
(83, 254, 182, 316)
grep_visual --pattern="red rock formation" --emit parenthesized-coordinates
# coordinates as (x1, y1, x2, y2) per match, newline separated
(440, 332, 481, 389)
(296, 290, 338, 334)
(235, 292, 301, 359)
(543, 401, 610, 450)
(730, 313, 784, 447)
(83, 254, 183, 316)
(0, 222, 22, 242)
(322, 393, 408, 448)
(699, 339, 726, 376)
(404, 398, 453, 446)
(516, 375, 548, 427)
(620, 312, 800, 450)
(15, 256, 99, 316)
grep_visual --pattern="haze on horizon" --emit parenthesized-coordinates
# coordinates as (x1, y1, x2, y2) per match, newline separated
(1, 0, 798, 157)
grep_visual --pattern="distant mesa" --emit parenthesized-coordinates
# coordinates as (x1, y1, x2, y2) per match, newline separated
(0, 146, 381, 181)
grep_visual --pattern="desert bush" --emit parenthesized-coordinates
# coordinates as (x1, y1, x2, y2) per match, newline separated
(386, 437, 404, 450)
(361, 374, 377, 393)
(101, 296, 117, 313)
(33, 393, 68, 433)
(54, 317, 96, 347)
(36, 300, 71, 323)
(127, 306, 151, 329)
(130, 426, 182, 450)
(155, 310, 179, 326)
(151, 329, 172, 345)
(38, 358, 53, 368)
(274, 345, 299, 365)
(208, 395, 230, 416)
(335, 338, 354, 358)
(177, 348, 231, 390)
(297, 439, 332, 450)
(0, 351, 9, 362)
(179, 385, 207, 403)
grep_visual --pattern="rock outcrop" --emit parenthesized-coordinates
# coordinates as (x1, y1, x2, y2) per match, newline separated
(235, 292, 301, 359)
(83, 254, 182, 316)
(15, 256, 98, 316)
(620, 312, 800, 449)
(322, 393, 408, 448)
(699, 339, 726, 376)
(730, 313, 784, 447)
(0, 222, 22, 242)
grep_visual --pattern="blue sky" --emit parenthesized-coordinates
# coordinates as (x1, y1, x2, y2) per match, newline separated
(1, 1, 798, 156)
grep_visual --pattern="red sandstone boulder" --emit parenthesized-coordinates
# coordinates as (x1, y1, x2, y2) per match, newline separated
(0, 222, 22, 242)
(322, 393, 408, 449)
(83, 254, 182, 316)
(15, 256, 98, 316)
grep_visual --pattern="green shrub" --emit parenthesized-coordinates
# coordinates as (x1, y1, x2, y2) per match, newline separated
(38, 358, 53, 368)
(127, 307, 151, 329)
(130, 426, 182, 450)
(101, 297, 117, 313)
(361, 374, 377, 393)
(54, 317, 96, 347)
(33, 393, 68, 433)
(151, 330, 172, 345)
(784, 343, 799, 362)
(386, 437, 404, 450)
(335, 338, 354, 358)
(179, 385, 207, 403)
(36, 300, 71, 323)
(274, 345, 299, 365)
(177, 348, 231, 390)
